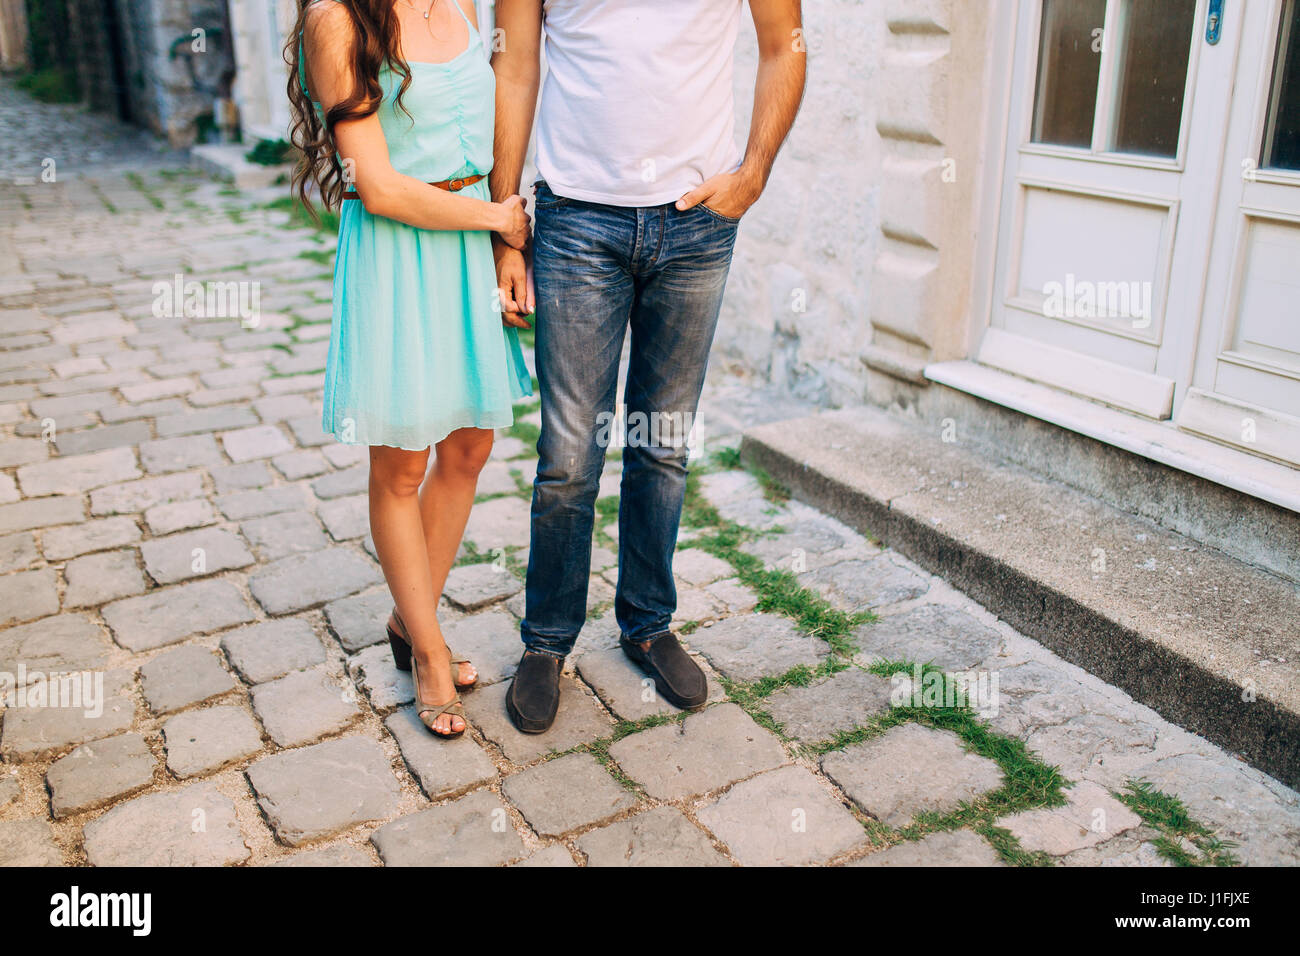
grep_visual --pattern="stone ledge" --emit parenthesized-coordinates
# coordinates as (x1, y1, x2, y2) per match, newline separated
(191, 143, 293, 191)
(742, 406, 1300, 789)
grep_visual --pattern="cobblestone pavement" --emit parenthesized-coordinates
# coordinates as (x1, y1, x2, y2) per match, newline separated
(2, 80, 1298, 867)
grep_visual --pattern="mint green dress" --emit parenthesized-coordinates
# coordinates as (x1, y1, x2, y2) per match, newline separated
(306, 3, 532, 450)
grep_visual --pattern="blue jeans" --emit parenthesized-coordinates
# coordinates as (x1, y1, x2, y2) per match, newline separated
(520, 180, 740, 659)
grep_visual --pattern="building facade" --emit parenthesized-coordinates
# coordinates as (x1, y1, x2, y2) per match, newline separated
(719, 0, 1300, 557)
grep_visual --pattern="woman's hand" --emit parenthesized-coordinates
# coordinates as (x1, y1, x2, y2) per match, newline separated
(495, 195, 532, 250)
(495, 240, 534, 328)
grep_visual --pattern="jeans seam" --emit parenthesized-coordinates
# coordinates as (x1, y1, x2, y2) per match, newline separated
(648, 205, 666, 267)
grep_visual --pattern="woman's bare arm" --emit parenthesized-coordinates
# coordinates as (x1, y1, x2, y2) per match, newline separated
(303, 1, 528, 245)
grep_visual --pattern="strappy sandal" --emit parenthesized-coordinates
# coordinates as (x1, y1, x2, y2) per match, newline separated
(386, 610, 477, 688)
(410, 653, 466, 739)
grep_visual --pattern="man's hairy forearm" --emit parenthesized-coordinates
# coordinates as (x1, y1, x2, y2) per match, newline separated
(489, 0, 543, 204)
(740, 48, 806, 190)
(490, 73, 538, 203)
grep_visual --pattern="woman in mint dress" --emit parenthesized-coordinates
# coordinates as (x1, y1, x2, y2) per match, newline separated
(288, 0, 532, 736)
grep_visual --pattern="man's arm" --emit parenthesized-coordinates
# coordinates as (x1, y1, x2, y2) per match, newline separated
(490, 0, 543, 204)
(677, 0, 806, 219)
(491, 0, 544, 323)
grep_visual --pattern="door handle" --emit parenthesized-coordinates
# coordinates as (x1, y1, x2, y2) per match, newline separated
(1206, 0, 1224, 44)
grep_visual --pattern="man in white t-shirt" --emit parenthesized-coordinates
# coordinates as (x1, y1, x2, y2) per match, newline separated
(490, 0, 805, 734)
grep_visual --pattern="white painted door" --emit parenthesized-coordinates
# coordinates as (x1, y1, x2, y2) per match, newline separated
(982, 0, 1240, 421)
(1179, 0, 1300, 466)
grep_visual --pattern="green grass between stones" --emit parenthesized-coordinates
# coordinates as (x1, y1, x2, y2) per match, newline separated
(266, 194, 340, 235)
(678, 453, 1236, 867)
(680, 458, 869, 656)
(1119, 779, 1241, 867)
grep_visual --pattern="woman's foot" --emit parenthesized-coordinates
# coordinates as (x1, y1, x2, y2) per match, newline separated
(412, 648, 466, 737)
(388, 611, 477, 687)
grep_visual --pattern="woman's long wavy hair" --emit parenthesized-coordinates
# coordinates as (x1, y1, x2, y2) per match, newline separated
(285, 0, 414, 217)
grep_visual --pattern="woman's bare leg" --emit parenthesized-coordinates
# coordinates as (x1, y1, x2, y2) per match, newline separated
(422, 427, 495, 596)
(385, 427, 495, 685)
(369, 445, 463, 735)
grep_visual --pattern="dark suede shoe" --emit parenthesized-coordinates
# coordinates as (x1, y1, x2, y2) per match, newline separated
(506, 650, 563, 734)
(620, 633, 708, 709)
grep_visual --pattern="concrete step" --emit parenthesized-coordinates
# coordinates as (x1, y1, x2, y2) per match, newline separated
(742, 407, 1300, 789)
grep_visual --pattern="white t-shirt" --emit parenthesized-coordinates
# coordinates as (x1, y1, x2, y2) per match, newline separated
(535, 0, 745, 207)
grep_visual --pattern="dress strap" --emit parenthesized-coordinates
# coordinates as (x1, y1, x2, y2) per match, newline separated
(450, 0, 480, 44)
(297, 31, 310, 97)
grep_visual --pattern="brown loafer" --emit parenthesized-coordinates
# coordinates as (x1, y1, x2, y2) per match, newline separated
(620, 633, 708, 709)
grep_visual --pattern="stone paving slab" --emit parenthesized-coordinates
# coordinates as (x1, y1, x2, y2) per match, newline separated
(102, 578, 256, 651)
(673, 548, 735, 586)
(0, 818, 64, 866)
(245, 736, 403, 847)
(266, 844, 378, 867)
(761, 666, 894, 743)
(371, 790, 525, 867)
(690, 613, 827, 682)
(221, 618, 326, 684)
(140, 644, 238, 714)
(40, 515, 140, 559)
(0, 693, 135, 759)
(385, 706, 497, 800)
(240, 511, 328, 560)
(803, 556, 930, 612)
(249, 547, 383, 615)
(609, 703, 788, 801)
(462, 495, 530, 552)
(848, 829, 1004, 867)
(317, 494, 368, 541)
(0, 613, 110, 674)
(249, 667, 360, 748)
(576, 807, 731, 867)
(324, 588, 393, 653)
(510, 844, 579, 867)
(82, 780, 250, 866)
(502, 752, 638, 837)
(854, 603, 1003, 672)
(821, 723, 1005, 828)
(1123, 753, 1300, 866)
(45, 732, 156, 818)
(63, 549, 146, 607)
(0, 775, 18, 809)
(163, 705, 265, 778)
(0, 566, 58, 625)
(740, 512, 879, 573)
(697, 765, 866, 865)
(347, 642, 414, 711)
(999, 780, 1143, 857)
(0, 531, 38, 572)
(443, 562, 523, 611)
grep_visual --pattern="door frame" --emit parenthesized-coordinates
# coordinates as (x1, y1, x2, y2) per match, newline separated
(969, 0, 1244, 421)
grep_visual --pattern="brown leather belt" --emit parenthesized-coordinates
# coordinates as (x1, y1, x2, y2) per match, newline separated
(342, 173, 484, 201)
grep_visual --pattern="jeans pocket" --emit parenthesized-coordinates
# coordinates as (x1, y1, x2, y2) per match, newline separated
(532, 180, 570, 210)
(697, 202, 742, 225)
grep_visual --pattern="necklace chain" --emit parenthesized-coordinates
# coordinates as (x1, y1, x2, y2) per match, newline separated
(396, 0, 448, 45)
(398, 0, 439, 19)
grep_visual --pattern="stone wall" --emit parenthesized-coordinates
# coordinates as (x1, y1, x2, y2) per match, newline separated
(118, 0, 236, 146)
(227, 0, 296, 143)
(60, 0, 234, 146)
(0, 0, 27, 72)
(719, 0, 995, 410)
